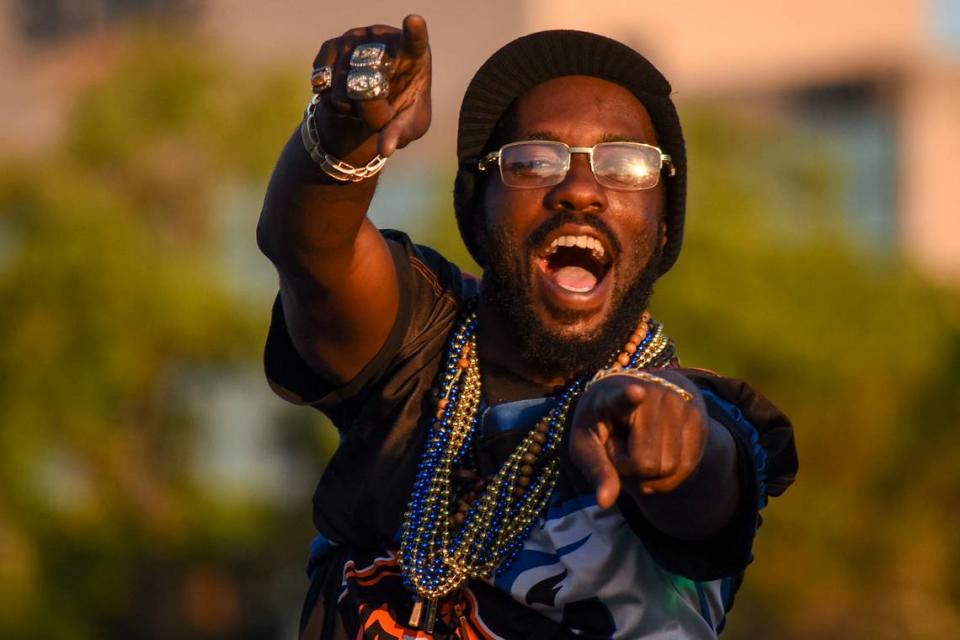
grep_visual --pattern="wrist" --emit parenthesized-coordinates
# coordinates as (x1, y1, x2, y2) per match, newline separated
(586, 368, 696, 405)
(313, 102, 379, 163)
(301, 96, 386, 183)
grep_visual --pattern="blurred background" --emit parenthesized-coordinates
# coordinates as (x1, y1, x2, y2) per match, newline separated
(1, 1, 958, 638)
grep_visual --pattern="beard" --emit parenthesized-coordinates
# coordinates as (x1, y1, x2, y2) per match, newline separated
(480, 212, 663, 377)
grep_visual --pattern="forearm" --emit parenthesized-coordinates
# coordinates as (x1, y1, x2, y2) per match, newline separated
(256, 113, 381, 280)
(256, 113, 399, 384)
(627, 416, 740, 541)
(256, 18, 430, 385)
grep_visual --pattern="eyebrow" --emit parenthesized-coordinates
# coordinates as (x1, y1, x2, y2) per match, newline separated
(523, 130, 562, 141)
(519, 130, 651, 144)
(601, 133, 650, 144)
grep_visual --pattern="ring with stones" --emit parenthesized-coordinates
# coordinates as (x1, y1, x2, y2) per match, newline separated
(346, 68, 389, 100)
(310, 65, 333, 94)
(349, 42, 388, 68)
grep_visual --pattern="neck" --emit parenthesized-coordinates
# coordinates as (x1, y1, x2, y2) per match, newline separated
(475, 296, 574, 388)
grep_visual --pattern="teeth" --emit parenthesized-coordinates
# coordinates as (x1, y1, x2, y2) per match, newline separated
(546, 235, 606, 258)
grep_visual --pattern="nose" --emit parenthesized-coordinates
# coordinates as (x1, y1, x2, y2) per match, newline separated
(543, 153, 608, 214)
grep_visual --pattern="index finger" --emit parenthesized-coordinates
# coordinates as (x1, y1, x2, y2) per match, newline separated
(400, 14, 429, 58)
(569, 419, 621, 509)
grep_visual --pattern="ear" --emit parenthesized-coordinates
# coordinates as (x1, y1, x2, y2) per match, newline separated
(658, 219, 668, 249)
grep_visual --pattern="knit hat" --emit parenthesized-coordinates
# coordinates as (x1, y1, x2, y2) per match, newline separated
(454, 29, 686, 275)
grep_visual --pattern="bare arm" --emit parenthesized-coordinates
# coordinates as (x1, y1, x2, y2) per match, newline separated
(257, 16, 432, 384)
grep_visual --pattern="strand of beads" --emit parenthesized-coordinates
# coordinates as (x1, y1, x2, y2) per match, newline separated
(401, 312, 480, 599)
(634, 321, 673, 368)
(613, 311, 653, 368)
(484, 380, 582, 573)
(399, 306, 676, 612)
(448, 378, 580, 579)
(603, 311, 673, 374)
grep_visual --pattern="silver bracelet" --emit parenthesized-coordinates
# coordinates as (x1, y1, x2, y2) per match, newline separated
(300, 95, 387, 183)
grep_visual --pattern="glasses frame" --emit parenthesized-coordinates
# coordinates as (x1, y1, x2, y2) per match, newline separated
(477, 140, 676, 190)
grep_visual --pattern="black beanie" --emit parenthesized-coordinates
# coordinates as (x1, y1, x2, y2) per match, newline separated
(454, 29, 686, 276)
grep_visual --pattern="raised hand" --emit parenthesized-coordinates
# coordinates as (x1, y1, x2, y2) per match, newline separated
(312, 14, 432, 158)
(569, 372, 710, 509)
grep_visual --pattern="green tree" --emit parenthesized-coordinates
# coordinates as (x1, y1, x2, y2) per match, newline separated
(0, 30, 326, 639)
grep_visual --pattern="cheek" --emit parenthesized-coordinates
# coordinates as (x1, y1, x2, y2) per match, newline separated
(609, 191, 663, 243)
(605, 192, 666, 281)
(481, 183, 542, 247)
(474, 179, 501, 254)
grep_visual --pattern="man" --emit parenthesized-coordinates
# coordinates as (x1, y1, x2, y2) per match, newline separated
(258, 15, 797, 640)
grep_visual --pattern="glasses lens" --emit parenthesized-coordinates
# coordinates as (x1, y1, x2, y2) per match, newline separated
(499, 142, 568, 188)
(592, 143, 661, 190)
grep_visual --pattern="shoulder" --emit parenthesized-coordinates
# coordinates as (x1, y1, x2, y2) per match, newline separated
(381, 229, 480, 304)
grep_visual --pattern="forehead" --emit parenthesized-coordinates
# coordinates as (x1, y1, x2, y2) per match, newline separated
(505, 75, 658, 145)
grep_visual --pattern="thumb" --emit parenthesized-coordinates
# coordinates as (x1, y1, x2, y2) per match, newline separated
(400, 14, 429, 58)
(377, 102, 416, 156)
(570, 419, 622, 510)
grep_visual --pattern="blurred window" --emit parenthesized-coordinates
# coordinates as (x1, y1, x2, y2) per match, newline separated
(931, 0, 960, 56)
(15, 0, 200, 44)
(784, 80, 898, 251)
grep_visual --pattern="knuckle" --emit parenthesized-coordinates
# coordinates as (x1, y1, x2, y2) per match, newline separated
(628, 408, 647, 430)
(658, 452, 678, 475)
(635, 453, 660, 476)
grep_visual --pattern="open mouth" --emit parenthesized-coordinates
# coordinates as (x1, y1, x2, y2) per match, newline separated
(537, 234, 613, 293)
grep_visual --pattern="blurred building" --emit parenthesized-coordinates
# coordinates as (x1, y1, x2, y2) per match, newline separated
(1, 0, 959, 280)
(523, 0, 960, 282)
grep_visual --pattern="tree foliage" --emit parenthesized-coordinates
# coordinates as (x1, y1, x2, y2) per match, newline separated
(0, 31, 316, 639)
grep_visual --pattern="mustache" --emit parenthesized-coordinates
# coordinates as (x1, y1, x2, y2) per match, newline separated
(524, 211, 623, 256)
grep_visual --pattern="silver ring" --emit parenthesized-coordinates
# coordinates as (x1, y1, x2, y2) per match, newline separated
(349, 42, 387, 68)
(311, 65, 333, 94)
(346, 68, 389, 100)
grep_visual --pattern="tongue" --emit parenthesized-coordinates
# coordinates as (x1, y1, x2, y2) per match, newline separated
(553, 266, 598, 292)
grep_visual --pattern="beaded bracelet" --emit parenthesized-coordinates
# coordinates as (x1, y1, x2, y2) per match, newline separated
(300, 95, 387, 183)
(586, 368, 694, 402)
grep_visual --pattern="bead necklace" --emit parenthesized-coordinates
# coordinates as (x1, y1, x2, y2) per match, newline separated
(400, 306, 673, 633)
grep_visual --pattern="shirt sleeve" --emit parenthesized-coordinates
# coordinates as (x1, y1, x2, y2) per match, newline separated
(619, 368, 798, 581)
(262, 229, 477, 428)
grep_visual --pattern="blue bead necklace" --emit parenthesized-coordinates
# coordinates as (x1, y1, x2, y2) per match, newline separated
(400, 306, 672, 632)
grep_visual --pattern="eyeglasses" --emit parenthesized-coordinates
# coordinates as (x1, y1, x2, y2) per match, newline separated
(478, 140, 675, 191)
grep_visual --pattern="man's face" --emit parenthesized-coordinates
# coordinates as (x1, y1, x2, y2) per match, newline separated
(479, 75, 667, 374)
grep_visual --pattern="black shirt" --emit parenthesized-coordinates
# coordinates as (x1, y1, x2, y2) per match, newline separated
(264, 230, 798, 639)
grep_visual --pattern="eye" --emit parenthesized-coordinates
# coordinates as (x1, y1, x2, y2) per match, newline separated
(600, 157, 655, 185)
(594, 144, 661, 189)
(498, 143, 569, 187)
(505, 156, 561, 177)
